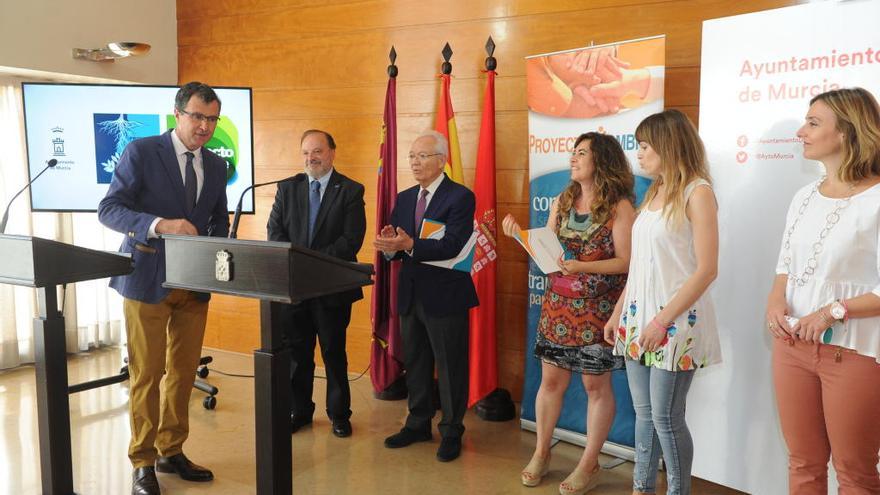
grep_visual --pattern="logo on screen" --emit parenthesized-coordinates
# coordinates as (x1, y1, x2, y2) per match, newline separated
(51, 127, 66, 157)
(93, 114, 160, 184)
(166, 115, 240, 184)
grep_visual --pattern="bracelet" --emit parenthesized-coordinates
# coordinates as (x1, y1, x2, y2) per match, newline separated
(650, 318, 669, 333)
(819, 310, 832, 326)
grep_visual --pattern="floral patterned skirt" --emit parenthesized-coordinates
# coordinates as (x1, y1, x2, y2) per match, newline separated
(534, 332, 623, 374)
(535, 290, 623, 374)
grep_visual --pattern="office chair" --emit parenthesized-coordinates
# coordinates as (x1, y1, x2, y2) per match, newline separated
(69, 355, 219, 409)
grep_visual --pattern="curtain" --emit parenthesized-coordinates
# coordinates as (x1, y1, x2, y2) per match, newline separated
(0, 77, 125, 370)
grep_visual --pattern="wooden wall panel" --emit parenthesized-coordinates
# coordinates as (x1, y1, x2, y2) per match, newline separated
(179, 0, 676, 44)
(178, 0, 799, 397)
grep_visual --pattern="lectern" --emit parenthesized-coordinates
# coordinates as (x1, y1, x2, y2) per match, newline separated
(0, 234, 133, 495)
(162, 235, 373, 495)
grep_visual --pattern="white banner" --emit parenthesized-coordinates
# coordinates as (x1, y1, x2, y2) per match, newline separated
(698, 2, 880, 493)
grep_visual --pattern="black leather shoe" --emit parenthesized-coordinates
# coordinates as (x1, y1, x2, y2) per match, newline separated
(290, 414, 313, 434)
(132, 466, 160, 495)
(331, 419, 352, 438)
(436, 436, 462, 462)
(384, 427, 432, 448)
(155, 453, 213, 482)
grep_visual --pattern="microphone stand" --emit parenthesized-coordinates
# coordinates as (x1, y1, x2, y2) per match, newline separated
(0, 159, 57, 234)
(229, 177, 294, 239)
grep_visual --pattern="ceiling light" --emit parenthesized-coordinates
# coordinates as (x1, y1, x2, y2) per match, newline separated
(72, 42, 151, 62)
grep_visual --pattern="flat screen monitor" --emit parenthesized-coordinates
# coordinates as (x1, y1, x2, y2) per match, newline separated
(20, 82, 255, 213)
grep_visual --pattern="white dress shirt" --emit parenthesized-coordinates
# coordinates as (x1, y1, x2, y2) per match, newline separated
(308, 168, 334, 201)
(148, 130, 206, 238)
(415, 172, 446, 223)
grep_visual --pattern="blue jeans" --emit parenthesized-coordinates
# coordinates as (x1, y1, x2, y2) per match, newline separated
(625, 359, 696, 495)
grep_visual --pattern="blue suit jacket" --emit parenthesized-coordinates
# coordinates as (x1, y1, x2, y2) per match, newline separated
(98, 131, 230, 304)
(389, 174, 479, 317)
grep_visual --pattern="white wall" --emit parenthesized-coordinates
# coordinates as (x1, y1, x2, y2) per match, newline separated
(696, 3, 880, 493)
(0, 0, 177, 84)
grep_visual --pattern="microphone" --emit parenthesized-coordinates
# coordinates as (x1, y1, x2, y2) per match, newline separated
(229, 177, 295, 239)
(0, 159, 58, 234)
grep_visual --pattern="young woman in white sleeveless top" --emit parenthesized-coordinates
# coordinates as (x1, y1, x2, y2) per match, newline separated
(765, 87, 880, 494)
(604, 109, 722, 495)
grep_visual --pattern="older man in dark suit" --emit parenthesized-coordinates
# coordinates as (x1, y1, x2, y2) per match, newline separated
(267, 129, 366, 439)
(98, 82, 229, 495)
(374, 130, 479, 462)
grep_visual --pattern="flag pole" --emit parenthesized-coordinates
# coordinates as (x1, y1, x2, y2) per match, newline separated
(472, 36, 515, 421)
(435, 43, 465, 184)
(441, 42, 452, 75)
(370, 46, 407, 400)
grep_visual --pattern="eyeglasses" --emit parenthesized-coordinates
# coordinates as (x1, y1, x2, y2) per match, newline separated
(179, 109, 221, 124)
(408, 152, 442, 163)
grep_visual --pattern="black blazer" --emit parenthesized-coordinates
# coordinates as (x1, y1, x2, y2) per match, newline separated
(389, 174, 479, 317)
(267, 169, 367, 307)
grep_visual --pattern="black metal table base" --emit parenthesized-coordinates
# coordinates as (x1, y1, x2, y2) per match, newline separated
(34, 286, 76, 494)
(254, 300, 293, 495)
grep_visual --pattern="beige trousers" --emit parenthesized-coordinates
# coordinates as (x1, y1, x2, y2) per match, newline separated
(123, 290, 208, 468)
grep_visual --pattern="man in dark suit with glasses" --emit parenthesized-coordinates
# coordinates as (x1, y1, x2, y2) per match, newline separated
(374, 130, 479, 463)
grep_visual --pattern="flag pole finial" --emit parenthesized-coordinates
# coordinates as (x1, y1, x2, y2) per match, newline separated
(484, 36, 496, 71)
(441, 42, 453, 75)
(387, 46, 398, 78)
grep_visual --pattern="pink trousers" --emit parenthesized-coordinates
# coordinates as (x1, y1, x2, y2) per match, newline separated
(772, 338, 880, 494)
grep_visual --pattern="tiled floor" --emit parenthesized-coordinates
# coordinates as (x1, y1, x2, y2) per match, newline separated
(0, 347, 745, 494)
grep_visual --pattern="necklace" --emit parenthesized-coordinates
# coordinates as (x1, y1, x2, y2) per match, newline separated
(783, 177, 856, 287)
(567, 209, 592, 231)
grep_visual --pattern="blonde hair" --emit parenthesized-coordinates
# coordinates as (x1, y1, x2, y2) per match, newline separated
(557, 132, 634, 226)
(810, 87, 880, 183)
(635, 109, 711, 226)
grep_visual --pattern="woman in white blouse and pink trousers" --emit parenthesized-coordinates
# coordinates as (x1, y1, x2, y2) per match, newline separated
(766, 87, 880, 494)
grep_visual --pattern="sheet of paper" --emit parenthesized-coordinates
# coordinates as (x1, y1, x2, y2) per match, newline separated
(513, 227, 564, 274)
(421, 231, 478, 273)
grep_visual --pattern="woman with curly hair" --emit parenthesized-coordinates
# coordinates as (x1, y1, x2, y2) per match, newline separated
(503, 131, 635, 495)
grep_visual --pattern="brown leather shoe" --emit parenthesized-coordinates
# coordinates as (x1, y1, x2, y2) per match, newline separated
(132, 466, 161, 495)
(155, 453, 213, 482)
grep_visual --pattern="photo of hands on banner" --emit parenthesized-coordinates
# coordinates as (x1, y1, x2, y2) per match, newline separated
(527, 44, 664, 118)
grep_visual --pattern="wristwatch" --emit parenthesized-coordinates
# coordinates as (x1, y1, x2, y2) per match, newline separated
(829, 301, 847, 322)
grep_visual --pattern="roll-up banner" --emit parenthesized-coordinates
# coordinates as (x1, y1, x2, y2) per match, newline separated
(698, 3, 880, 493)
(522, 36, 665, 455)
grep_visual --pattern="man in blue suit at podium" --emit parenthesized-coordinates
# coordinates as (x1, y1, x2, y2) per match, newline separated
(373, 130, 479, 462)
(98, 82, 229, 495)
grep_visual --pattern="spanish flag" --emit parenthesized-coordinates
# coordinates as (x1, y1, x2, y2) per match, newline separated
(434, 73, 464, 184)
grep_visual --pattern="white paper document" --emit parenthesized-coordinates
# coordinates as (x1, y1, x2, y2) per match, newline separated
(513, 227, 564, 274)
(421, 231, 478, 272)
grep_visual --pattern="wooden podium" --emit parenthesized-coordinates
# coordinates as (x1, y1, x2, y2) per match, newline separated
(0, 234, 133, 495)
(162, 235, 373, 495)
